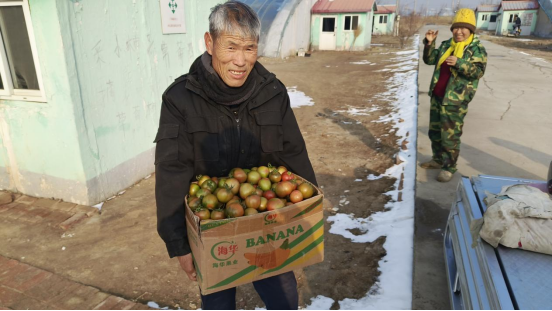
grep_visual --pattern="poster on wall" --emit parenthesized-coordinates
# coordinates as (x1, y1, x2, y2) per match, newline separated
(160, 0, 186, 34)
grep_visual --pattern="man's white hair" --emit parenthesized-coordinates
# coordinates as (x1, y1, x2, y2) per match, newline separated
(209, 1, 261, 42)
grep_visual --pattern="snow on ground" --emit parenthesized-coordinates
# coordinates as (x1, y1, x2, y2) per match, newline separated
(516, 38, 534, 42)
(288, 86, 315, 108)
(350, 60, 372, 65)
(306, 35, 420, 310)
(335, 106, 381, 116)
(520, 51, 531, 56)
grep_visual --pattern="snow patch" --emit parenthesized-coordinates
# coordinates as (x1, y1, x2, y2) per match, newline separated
(288, 86, 315, 109)
(304, 295, 335, 309)
(326, 35, 420, 309)
(350, 60, 372, 65)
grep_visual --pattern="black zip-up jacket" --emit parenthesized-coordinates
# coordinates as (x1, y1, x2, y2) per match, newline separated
(154, 60, 317, 258)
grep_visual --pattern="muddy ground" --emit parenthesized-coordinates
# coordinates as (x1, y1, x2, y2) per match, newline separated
(0, 36, 409, 310)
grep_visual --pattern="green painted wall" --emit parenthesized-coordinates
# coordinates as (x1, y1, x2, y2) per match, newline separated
(476, 12, 491, 29)
(497, 9, 539, 35)
(311, 11, 374, 51)
(373, 13, 395, 35)
(0, 0, 224, 204)
(0, 1, 87, 198)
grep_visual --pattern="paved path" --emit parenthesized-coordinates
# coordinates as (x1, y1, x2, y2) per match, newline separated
(0, 255, 150, 310)
(413, 25, 552, 309)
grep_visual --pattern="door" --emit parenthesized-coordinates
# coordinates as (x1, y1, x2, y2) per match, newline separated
(319, 16, 336, 50)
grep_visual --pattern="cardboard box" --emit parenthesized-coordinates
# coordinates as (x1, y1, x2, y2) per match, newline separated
(185, 181, 324, 295)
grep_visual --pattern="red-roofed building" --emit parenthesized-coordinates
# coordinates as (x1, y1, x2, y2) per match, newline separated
(373, 5, 397, 35)
(495, 1, 540, 35)
(310, 0, 377, 51)
(475, 5, 500, 31)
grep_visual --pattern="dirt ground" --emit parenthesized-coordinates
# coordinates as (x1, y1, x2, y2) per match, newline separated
(479, 32, 552, 63)
(0, 36, 409, 310)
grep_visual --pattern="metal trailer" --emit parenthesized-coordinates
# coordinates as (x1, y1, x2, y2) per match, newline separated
(444, 175, 552, 309)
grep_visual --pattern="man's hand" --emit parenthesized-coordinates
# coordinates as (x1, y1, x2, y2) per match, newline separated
(446, 56, 458, 66)
(425, 30, 439, 43)
(177, 254, 197, 281)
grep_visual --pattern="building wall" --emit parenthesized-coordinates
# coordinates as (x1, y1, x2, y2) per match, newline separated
(62, 0, 224, 204)
(373, 13, 395, 35)
(0, 0, 89, 200)
(497, 9, 539, 35)
(0, 0, 223, 205)
(535, 7, 552, 37)
(476, 13, 499, 31)
(311, 11, 373, 51)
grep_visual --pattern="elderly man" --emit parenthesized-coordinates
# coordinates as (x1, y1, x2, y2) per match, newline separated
(154, 1, 317, 309)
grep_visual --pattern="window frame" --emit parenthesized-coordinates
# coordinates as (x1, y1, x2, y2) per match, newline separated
(508, 14, 514, 23)
(490, 15, 497, 23)
(0, 0, 46, 102)
(482, 14, 488, 21)
(343, 14, 360, 32)
(379, 15, 388, 24)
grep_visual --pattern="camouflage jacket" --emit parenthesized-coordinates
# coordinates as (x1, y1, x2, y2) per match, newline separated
(423, 35, 487, 105)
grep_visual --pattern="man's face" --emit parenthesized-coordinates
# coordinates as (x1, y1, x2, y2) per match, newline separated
(452, 27, 471, 43)
(205, 32, 258, 87)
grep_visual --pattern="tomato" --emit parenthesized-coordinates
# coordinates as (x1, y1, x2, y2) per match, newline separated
(197, 175, 211, 186)
(226, 202, 244, 218)
(216, 188, 233, 203)
(267, 198, 285, 211)
(188, 197, 202, 210)
(269, 170, 282, 183)
(247, 171, 261, 185)
(285, 202, 294, 206)
(289, 180, 298, 191)
(224, 178, 241, 195)
(263, 190, 276, 200)
(257, 166, 270, 178)
(211, 209, 226, 220)
(271, 182, 278, 192)
(281, 171, 295, 182)
(259, 197, 268, 212)
(277, 166, 287, 174)
(189, 184, 200, 197)
(201, 179, 217, 193)
(227, 196, 241, 206)
(245, 195, 261, 210)
(275, 181, 294, 198)
(251, 167, 258, 171)
(289, 190, 304, 203)
(258, 178, 271, 191)
(232, 168, 247, 183)
(239, 183, 256, 200)
(218, 178, 227, 189)
(298, 183, 315, 199)
(211, 177, 219, 185)
(195, 189, 211, 199)
(296, 179, 304, 186)
(202, 194, 219, 210)
(194, 208, 211, 220)
(244, 208, 259, 216)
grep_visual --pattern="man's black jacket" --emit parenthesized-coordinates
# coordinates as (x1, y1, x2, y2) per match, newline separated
(154, 60, 317, 258)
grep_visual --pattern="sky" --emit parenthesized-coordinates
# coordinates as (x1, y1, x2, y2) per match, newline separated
(378, 0, 501, 10)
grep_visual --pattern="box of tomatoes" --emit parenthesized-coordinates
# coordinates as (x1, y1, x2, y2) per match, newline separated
(184, 164, 324, 295)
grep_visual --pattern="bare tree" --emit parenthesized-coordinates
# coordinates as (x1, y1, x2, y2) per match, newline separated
(398, 11, 425, 48)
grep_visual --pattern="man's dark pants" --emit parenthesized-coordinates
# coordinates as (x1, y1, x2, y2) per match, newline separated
(201, 271, 298, 310)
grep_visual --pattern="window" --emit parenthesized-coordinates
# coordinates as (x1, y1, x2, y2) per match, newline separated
(322, 17, 335, 32)
(379, 15, 388, 24)
(0, 0, 44, 101)
(482, 14, 488, 21)
(344, 15, 359, 31)
(490, 15, 497, 22)
(509, 14, 514, 23)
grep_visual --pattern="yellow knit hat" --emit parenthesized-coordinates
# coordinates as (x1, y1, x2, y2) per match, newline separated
(451, 8, 476, 33)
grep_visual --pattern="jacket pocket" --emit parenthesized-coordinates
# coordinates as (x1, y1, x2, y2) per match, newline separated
(154, 124, 179, 164)
(185, 116, 219, 161)
(254, 111, 283, 153)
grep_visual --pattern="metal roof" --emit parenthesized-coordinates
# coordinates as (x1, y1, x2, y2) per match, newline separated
(311, 0, 377, 14)
(375, 4, 396, 14)
(476, 4, 500, 12)
(500, 0, 540, 11)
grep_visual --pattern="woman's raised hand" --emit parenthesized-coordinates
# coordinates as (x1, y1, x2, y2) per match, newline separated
(425, 30, 439, 43)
